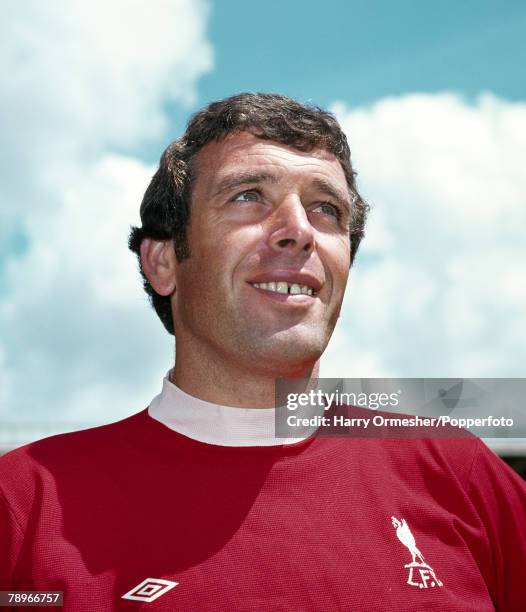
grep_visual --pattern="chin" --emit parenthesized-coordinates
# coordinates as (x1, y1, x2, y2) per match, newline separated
(256, 335, 326, 374)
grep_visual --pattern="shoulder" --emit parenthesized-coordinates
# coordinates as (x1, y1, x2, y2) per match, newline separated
(0, 409, 149, 485)
(328, 402, 523, 494)
(332, 433, 483, 489)
(326, 403, 484, 486)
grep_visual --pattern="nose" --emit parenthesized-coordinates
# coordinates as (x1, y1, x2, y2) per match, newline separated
(268, 195, 315, 254)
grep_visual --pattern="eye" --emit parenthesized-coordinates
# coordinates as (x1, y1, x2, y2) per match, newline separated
(233, 190, 260, 202)
(312, 202, 341, 219)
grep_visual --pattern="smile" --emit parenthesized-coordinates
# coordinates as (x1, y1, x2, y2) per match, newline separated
(251, 281, 314, 296)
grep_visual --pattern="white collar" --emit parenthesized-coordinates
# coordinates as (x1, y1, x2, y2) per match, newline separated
(148, 373, 314, 447)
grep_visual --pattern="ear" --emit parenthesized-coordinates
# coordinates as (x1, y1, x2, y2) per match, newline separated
(140, 238, 177, 296)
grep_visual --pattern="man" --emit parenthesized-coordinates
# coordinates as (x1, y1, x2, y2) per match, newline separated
(1, 93, 525, 610)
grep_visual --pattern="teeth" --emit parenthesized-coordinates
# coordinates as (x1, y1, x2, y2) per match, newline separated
(252, 281, 315, 296)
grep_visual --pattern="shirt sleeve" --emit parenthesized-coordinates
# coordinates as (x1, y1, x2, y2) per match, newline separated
(0, 487, 24, 588)
(466, 441, 526, 611)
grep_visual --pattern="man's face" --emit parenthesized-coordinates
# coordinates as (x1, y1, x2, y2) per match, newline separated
(171, 132, 351, 376)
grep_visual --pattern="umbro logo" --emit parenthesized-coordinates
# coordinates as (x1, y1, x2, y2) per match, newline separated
(122, 578, 179, 602)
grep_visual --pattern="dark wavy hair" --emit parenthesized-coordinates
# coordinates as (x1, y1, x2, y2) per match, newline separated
(129, 92, 369, 335)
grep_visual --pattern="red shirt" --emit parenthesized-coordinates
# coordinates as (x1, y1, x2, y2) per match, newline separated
(1, 408, 525, 610)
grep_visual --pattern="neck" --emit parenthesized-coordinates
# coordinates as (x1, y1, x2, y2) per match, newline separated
(171, 340, 320, 408)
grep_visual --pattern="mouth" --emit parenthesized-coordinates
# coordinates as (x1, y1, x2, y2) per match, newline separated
(246, 272, 323, 306)
(250, 281, 316, 296)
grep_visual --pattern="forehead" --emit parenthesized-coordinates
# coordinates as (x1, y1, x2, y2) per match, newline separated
(192, 131, 348, 192)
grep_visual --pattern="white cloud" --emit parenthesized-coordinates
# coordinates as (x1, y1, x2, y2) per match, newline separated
(1, 0, 212, 217)
(0, 154, 174, 423)
(324, 93, 526, 378)
(0, 1, 211, 424)
(1, 2, 524, 430)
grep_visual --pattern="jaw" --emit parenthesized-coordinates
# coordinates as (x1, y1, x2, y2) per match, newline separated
(228, 313, 334, 379)
(172, 272, 341, 384)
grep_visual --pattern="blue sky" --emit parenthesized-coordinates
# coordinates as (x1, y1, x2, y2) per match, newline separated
(172, 1, 526, 138)
(1, 1, 525, 431)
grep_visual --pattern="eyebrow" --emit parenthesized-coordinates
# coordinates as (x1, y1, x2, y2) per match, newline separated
(213, 171, 279, 197)
(310, 177, 352, 213)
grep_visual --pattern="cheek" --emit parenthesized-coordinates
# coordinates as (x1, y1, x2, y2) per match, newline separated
(174, 259, 208, 311)
(181, 249, 234, 307)
(335, 258, 350, 290)
(323, 239, 351, 290)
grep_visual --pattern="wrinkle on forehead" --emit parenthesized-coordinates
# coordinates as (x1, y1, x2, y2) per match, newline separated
(193, 132, 348, 199)
(217, 131, 341, 163)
